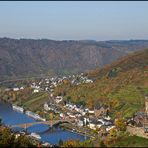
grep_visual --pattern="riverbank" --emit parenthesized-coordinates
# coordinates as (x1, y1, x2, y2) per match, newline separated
(0, 125, 38, 147)
(1, 121, 55, 147)
(0, 100, 88, 145)
(1, 98, 92, 140)
(60, 123, 96, 139)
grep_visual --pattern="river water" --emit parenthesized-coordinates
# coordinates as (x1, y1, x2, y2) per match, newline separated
(0, 101, 87, 145)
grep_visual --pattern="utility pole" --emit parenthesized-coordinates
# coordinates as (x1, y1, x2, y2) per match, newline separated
(25, 123, 27, 134)
(49, 112, 53, 128)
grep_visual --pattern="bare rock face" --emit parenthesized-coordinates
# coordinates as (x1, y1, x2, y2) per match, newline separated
(0, 38, 148, 79)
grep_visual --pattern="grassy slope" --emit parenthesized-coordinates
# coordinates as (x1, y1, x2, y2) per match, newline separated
(21, 92, 49, 112)
(54, 49, 148, 118)
(112, 136, 148, 147)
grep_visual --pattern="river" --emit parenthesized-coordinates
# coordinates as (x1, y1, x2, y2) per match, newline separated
(0, 101, 88, 145)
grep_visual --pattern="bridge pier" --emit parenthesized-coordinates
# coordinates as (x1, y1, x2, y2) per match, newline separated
(24, 123, 28, 134)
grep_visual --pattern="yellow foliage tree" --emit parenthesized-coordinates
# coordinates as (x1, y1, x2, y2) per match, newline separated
(115, 118, 126, 131)
(109, 128, 117, 137)
(12, 93, 16, 101)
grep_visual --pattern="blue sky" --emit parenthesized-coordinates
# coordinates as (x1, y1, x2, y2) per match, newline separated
(0, 1, 148, 41)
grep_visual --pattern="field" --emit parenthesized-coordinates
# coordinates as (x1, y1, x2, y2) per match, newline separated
(20, 92, 49, 112)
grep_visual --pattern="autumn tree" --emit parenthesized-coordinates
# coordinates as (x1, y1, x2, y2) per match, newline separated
(61, 139, 93, 147)
(109, 128, 117, 137)
(86, 98, 94, 109)
(115, 118, 126, 131)
(12, 92, 16, 102)
(61, 139, 80, 147)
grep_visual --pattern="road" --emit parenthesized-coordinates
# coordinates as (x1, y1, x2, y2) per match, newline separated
(62, 122, 98, 139)
(0, 76, 50, 84)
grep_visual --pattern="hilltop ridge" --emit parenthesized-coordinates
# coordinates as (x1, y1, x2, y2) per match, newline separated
(1, 38, 148, 80)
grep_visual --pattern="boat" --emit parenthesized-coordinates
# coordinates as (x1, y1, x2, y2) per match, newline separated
(25, 111, 38, 119)
(12, 105, 24, 113)
(30, 132, 41, 140)
(25, 110, 46, 121)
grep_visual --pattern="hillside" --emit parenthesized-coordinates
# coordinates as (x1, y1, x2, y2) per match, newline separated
(54, 49, 148, 118)
(1, 38, 148, 80)
(111, 136, 148, 147)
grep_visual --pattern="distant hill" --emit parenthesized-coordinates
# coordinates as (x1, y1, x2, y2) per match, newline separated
(54, 49, 148, 118)
(1, 38, 148, 80)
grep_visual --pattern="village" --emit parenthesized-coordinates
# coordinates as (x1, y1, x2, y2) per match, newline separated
(3, 72, 148, 140)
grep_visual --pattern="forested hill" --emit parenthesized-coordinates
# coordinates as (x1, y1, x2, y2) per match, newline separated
(1, 38, 148, 80)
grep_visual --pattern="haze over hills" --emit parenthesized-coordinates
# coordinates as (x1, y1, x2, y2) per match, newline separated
(1, 38, 148, 80)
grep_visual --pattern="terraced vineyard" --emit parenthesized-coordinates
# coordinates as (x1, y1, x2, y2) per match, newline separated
(54, 49, 148, 118)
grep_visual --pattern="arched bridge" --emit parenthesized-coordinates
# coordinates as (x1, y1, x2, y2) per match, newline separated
(10, 119, 74, 130)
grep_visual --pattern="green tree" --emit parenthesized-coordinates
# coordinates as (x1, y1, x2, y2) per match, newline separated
(59, 139, 63, 146)
(99, 140, 107, 147)
(0, 128, 15, 147)
(15, 135, 34, 147)
(0, 127, 35, 147)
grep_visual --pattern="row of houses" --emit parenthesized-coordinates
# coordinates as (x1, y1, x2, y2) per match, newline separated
(28, 73, 93, 94)
(5, 86, 24, 92)
(127, 111, 147, 127)
(43, 98, 114, 132)
(64, 101, 109, 118)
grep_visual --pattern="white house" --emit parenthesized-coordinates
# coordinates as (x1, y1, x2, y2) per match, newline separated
(15, 133, 20, 139)
(88, 110, 95, 114)
(69, 114, 76, 118)
(13, 88, 19, 91)
(103, 116, 111, 121)
(96, 124, 102, 129)
(96, 121, 103, 129)
(81, 111, 86, 116)
(60, 113, 64, 118)
(55, 98, 63, 104)
(98, 118, 106, 124)
(89, 123, 96, 130)
(106, 126, 115, 132)
(33, 89, 39, 93)
(46, 81, 49, 84)
(75, 113, 82, 117)
(44, 103, 50, 111)
(20, 87, 24, 90)
(78, 119, 84, 127)
(85, 79, 93, 83)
